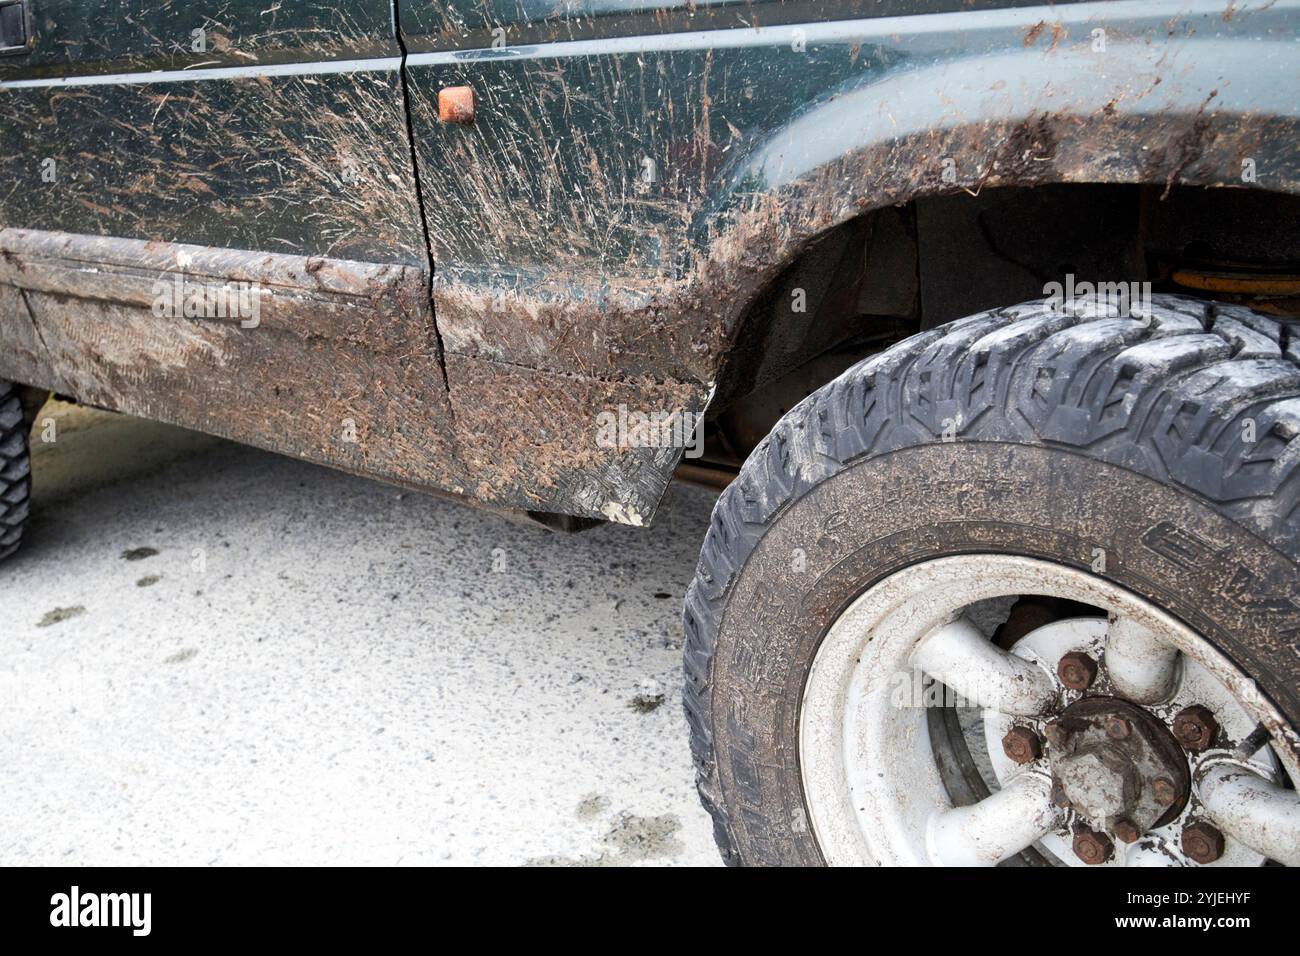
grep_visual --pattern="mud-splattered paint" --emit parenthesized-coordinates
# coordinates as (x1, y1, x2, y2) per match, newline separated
(1, 2, 1298, 524)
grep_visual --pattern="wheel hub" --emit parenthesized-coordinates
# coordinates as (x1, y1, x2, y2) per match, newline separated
(1048, 697, 1189, 839)
(799, 556, 1297, 867)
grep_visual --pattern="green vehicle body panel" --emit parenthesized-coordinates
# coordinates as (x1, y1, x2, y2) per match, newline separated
(0, 1, 420, 262)
(1, 0, 1298, 523)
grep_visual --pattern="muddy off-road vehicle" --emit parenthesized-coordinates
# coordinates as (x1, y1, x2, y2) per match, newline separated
(2, 0, 1300, 868)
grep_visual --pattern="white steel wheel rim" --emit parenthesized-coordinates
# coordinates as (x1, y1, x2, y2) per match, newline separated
(798, 555, 1300, 867)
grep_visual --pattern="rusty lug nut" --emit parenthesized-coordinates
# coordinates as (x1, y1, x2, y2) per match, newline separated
(1057, 651, 1098, 691)
(1182, 822, 1226, 864)
(1106, 716, 1131, 740)
(1172, 705, 1218, 752)
(438, 86, 476, 124)
(1113, 818, 1141, 844)
(1001, 726, 1043, 765)
(1152, 776, 1178, 807)
(1073, 829, 1114, 865)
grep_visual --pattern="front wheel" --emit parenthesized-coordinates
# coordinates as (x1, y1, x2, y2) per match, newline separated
(683, 295, 1300, 866)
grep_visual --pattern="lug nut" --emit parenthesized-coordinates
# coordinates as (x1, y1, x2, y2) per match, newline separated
(1182, 822, 1225, 864)
(1058, 652, 1098, 691)
(1152, 776, 1177, 807)
(1073, 828, 1114, 865)
(1113, 818, 1140, 844)
(1106, 716, 1131, 739)
(1001, 726, 1043, 765)
(1172, 705, 1218, 752)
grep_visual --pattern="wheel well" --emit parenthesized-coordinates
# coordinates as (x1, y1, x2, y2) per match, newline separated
(701, 183, 1300, 467)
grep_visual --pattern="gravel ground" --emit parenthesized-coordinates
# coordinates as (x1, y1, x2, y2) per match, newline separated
(0, 403, 723, 866)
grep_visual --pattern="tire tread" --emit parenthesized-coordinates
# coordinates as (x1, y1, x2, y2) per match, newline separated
(0, 382, 31, 562)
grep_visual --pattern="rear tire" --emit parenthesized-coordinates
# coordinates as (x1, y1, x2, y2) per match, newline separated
(683, 295, 1300, 866)
(0, 380, 32, 563)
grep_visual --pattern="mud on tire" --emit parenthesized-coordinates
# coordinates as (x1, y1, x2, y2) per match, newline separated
(683, 295, 1300, 866)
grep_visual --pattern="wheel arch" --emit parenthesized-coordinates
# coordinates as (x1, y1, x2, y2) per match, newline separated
(696, 2, 1300, 260)
(700, 3, 1300, 405)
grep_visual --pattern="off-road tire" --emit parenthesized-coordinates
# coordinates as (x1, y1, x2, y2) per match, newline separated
(683, 295, 1300, 866)
(0, 380, 32, 563)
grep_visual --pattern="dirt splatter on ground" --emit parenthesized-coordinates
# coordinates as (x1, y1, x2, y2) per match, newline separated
(629, 677, 666, 713)
(526, 812, 684, 866)
(604, 813, 683, 860)
(121, 547, 158, 561)
(36, 605, 84, 628)
(163, 648, 198, 665)
(575, 794, 610, 820)
(136, 575, 160, 588)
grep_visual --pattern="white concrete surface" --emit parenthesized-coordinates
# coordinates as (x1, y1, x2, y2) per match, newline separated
(0, 403, 723, 866)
